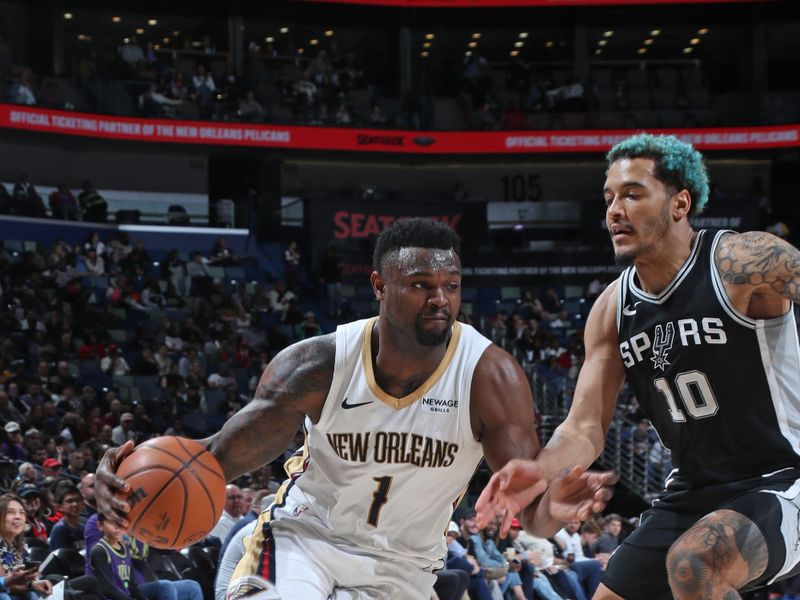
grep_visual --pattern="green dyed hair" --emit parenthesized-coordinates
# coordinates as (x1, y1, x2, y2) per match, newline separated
(606, 133, 710, 216)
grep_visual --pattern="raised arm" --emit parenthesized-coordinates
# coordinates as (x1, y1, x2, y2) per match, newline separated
(531, 282, 625, 485)
(715, 230, 800, 311)
(477, 283, 625, 536)
(95, 334, 335, 526)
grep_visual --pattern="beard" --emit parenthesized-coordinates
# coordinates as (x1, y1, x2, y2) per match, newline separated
(614, 251, 636, 267)
(414, 315, 452, 346)
(611, 202, 672, 267)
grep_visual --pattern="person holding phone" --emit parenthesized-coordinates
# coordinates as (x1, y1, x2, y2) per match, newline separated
(0, 493, 52, 600)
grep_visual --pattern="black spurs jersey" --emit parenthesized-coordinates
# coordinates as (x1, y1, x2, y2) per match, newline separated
(616, 229, 800, 487)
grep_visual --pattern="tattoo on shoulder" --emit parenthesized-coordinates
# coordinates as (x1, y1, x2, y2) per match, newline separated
(715, 231, 800, 301)
(254, 334, 336, 405)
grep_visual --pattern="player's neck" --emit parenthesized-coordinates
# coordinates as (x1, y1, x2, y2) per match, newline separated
(634, 226, 697, 295)
(372, 321, 449, 397)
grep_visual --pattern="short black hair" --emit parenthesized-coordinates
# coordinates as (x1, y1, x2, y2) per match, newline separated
(372, 218, 460, 273)
(54, 481, 80, 504)
(97, 512, 107, 524)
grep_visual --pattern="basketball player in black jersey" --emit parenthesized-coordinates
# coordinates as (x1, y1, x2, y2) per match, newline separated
(477, 133, 800, 599)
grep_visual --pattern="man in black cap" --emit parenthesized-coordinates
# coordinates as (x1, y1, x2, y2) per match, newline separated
(18, 483, 52, 541)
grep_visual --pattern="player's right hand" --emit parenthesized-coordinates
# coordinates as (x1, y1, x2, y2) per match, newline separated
(95, 440, 135, 527)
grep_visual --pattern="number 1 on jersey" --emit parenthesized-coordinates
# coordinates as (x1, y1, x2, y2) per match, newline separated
(368, 476, 393, 527)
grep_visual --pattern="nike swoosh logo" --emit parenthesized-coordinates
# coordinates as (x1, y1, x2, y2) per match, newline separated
(622, 301, 642, 316)
(341, 397, 373, 410)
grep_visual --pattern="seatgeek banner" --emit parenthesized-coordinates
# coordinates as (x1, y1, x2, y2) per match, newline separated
(2, 104, 798, 154)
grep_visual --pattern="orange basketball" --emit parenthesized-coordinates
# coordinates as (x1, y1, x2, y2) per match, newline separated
(116, 436, 226, 549)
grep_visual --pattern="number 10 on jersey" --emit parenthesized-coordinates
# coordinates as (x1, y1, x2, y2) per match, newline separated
(653, 370, 719, 422)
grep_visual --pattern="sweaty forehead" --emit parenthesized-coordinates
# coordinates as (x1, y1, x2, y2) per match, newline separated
(385, 247, 460, 275)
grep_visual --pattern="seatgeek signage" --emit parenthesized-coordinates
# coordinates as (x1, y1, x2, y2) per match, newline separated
(2, 104, 798, 154)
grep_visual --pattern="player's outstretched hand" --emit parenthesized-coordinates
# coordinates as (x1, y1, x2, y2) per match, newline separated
(476, 459, 549, 535)
(95, 440, 135, 527)
(543, 465, 618, 523)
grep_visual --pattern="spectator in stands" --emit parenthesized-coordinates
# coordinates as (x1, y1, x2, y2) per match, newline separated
(88, 512, 147, 600)
(139, 83, 182, 118)
(84, 248, 105, 276)
(209, 237, 237, 266)
(192, 64, 216, 111)
(78, 181, 108, 223)
(335, 103, 352, 125)
(100, 348, 131, 375)
(64, 448, 87, 479)
(140, 280, 164, 311)
(17, 463, 36, 484)
(186, 252, 213, 295)
(49, 184, 80, 220)
(553, 520, 602, 598)
(1, 422, 27, 461)
(49, 482, 86, 551)
(594, 514, 623, 554)
(9, 68, 35, 106)
(79, 473, 97, 516)
(215, 491, 274, 600)
(85, 512, 202, 600)
(12, 174, 45, 218)
(298, 311, 322, 339)
(266, 280, 295, 313)
(0, 494, 52, 597)
(208, 484, 243, 541)
(111, 413, 135, 446)
(0, 392, 25, 427)
(119, 36, 145, 70)
(470, 520, 526, 600)
(283, 241, 301, 291)
(18, 483, 51, 541)
(444, 520, 493, 600)
(207, 364, 236, 391)
(238, 91, 264, 122)
(369, 105, 387, 127)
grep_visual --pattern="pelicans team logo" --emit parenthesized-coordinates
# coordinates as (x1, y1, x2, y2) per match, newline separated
(650, 323, 675, 371)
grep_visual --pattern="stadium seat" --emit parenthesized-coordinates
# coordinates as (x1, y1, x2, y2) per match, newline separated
(41, 548, 85, 579)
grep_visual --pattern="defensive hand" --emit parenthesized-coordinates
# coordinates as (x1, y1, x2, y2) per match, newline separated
(543, 465, 617, 522)
(475, 459, 549, 535)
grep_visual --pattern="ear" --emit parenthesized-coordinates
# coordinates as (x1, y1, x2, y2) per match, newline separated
(673, 189, 692, 220)
(370, 271, 385, 300)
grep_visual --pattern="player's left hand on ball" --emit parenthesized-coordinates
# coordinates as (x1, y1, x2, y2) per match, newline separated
(95, 440, 135, 528)
(544, 465, 618, 522)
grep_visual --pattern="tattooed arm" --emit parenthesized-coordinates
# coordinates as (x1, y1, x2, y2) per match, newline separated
(205, 334, 335, 479)
(94, 335, 336, 526)
(715, 231, 800, 315)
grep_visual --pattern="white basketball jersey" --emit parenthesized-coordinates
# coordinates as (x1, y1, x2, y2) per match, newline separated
(270, 317, 489, 568)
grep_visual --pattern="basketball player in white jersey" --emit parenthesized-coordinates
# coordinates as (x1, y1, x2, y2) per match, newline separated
(477, 134, 800, 599)
(95, 218, 614, 600)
